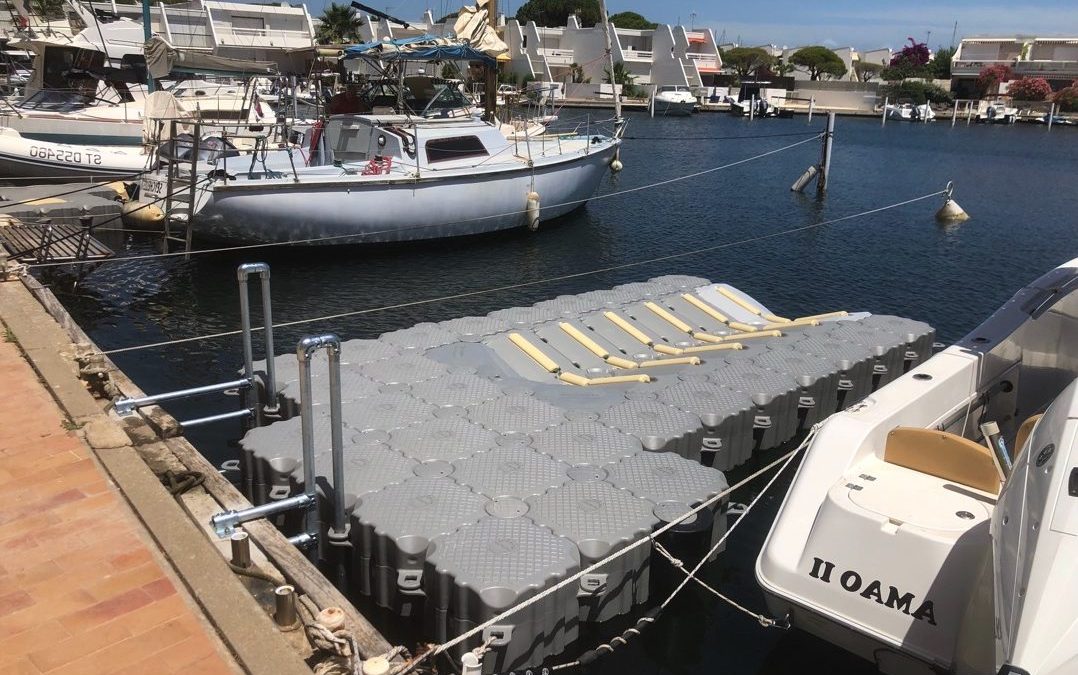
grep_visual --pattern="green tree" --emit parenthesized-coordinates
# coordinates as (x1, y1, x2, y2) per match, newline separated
(515, 0, 600, 27)
(30, 0, 65, 19)
(607, 11, 656, 29)
(568, 62, 590, 83)
(928, 47, 954, 79)
(603, 61, 641, 98)
(880, 81, 953, 105)
(722, 47, 774, 79)
(789, 46, 847, 80)
(854, 61, 883, 82)
(316, 3, 363, 44)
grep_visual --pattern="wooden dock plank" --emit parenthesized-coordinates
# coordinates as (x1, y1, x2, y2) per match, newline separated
(0, 223, 113, 262)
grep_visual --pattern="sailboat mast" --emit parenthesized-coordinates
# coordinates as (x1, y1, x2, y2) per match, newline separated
(142, 0, 155, 92)
(597, 0, 621, 128)
(483, 0, 498, 121)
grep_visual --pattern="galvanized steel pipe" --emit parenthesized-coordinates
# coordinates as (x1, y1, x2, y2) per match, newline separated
(237, 262, 277, 411)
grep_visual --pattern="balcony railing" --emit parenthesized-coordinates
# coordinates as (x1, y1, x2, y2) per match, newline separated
(621, 49, 653, 60)
(213, 25, 314, 48)
(538, 48, 573, 65)
(1015, 60, 1078, 75)
(953, 58, 1078, 77)
(952, 59, 1014, 75)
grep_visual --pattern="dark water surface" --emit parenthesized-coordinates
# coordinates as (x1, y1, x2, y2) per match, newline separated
(45, 111, 1077, 674)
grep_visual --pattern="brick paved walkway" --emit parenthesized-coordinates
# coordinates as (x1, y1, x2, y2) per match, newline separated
(0, 339, 237, 674)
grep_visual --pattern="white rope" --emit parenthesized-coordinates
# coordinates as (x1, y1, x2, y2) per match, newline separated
(656, 432, 809, 615)
(28, 134, 822, 270)
(389, 430, 817, 675)
(97, 188, 945, 356)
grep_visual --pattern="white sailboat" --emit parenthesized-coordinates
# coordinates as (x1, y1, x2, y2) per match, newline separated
(757, 258, 1078, 675)
(140, 107, 619, 244)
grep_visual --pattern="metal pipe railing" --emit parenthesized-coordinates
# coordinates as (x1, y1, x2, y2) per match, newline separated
(237, 262, 277, 414)
(210, 492, 315, 537)
(114, 377, 251, 415)
(296, 333, 346, 539)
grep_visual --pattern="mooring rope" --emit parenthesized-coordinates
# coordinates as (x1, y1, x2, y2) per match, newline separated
(95, 188, 946, 356)
(26, 134, 823, 270)
(387, 428, 816, 675)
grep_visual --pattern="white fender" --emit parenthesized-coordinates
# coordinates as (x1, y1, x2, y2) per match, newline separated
(526, 191, 540, 231)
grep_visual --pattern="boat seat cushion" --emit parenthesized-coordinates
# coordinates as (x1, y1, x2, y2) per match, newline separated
(1013, 413, 1043, 459)
(883, 427, 1001, 495)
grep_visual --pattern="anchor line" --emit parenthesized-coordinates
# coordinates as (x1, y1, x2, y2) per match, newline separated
(96, 187, 946, 356)
(389, 429, 817, 675)
(27, 134, 824, 270)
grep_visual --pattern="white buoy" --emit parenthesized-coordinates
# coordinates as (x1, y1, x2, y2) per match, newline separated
(526, 191, 541, 231)
(936, 198, 969, 223)
(610, 149, 623, 172)
(935, 182, 969, 222)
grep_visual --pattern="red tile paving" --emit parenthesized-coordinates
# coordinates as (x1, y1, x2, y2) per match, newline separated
(0, 340, 237, 674)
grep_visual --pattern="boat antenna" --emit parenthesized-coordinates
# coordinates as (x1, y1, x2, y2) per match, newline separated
(597, 0, 622, 135)
(350, 2, 412, 29)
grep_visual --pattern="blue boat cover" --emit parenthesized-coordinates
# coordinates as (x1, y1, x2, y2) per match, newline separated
(342, 34, 495, 64)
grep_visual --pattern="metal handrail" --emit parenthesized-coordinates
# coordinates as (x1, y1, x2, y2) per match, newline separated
(238, 262, 277, 417)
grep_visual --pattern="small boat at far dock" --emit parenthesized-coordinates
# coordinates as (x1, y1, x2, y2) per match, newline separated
(885, 102, 935, 121)
(651, 86, 697, 116)
(758, 257, 1078, 675)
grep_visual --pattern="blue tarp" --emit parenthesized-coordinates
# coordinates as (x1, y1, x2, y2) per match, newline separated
(341, 34, 495, 65)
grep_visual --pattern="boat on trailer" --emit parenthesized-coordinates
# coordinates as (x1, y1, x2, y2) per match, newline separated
(757, 258, 1078, 675)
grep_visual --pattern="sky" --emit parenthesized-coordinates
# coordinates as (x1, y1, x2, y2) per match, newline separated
(322, 0, 1078, 51)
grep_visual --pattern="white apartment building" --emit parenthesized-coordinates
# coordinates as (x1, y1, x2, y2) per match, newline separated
(952, 36, 1078, 92)
(502, 15, 721, 89)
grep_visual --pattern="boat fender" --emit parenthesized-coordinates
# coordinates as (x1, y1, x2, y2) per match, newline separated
(526, 191, 541, 231)
(120, 200, 165, 229)
(610, 149, 623, 173)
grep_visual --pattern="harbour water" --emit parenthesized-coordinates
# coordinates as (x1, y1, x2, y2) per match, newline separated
(44, 111, 1077, 673)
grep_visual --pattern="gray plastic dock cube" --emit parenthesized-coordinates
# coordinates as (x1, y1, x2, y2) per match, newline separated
(387, 417, 502, 463)
(425, 516, 580, 673)
(657, 381, 755, 470)
(530, 421, 642, 467)
(600, 400, 704, 462)
(352, 477, 489, 613)
(452, 445, 571, 499)
(527, 480, 659, 622)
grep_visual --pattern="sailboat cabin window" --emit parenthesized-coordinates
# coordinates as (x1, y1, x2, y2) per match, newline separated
(425, 136, 488, 163)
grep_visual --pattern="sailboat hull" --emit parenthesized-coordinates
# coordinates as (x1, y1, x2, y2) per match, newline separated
(190, 142, 619, 244)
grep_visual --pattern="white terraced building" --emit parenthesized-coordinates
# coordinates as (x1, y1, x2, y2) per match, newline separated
(502, 15, 721, 93)
(952, 36, 1078, 94)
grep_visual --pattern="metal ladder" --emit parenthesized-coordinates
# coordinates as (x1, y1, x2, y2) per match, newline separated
(162, 120, 202, 258)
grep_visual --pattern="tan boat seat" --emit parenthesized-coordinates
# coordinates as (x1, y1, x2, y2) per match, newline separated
(1013, 414, 1043, 460)
(883, 427, 1002, 495)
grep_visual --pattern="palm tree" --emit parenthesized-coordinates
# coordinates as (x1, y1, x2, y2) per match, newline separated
(316, 3, 363, 45)
(602, 62, 639, 98)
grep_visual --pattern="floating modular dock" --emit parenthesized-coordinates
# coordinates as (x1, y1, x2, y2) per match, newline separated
(238, 274, 934, 672)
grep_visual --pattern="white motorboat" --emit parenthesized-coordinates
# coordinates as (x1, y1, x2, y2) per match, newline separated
(885, 102, 936, 122)
(138, 111, 619, 244)
(651, 85, 697, 116)
(0, 126, 155, 179)
(757, 258, 1078, 675)
(977, 100, 1019, 124)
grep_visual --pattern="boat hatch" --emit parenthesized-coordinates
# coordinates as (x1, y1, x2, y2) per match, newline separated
(424, 135, 488, 163)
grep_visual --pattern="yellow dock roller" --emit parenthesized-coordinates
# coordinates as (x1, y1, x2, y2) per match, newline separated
(602, 312, 744, 355)
(680, 294, 760, 333)
(559, 322, 702, 368)
(508, 333, 650, 386)
(643, 302, 729, 343)
(716, 286, 792, 324)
